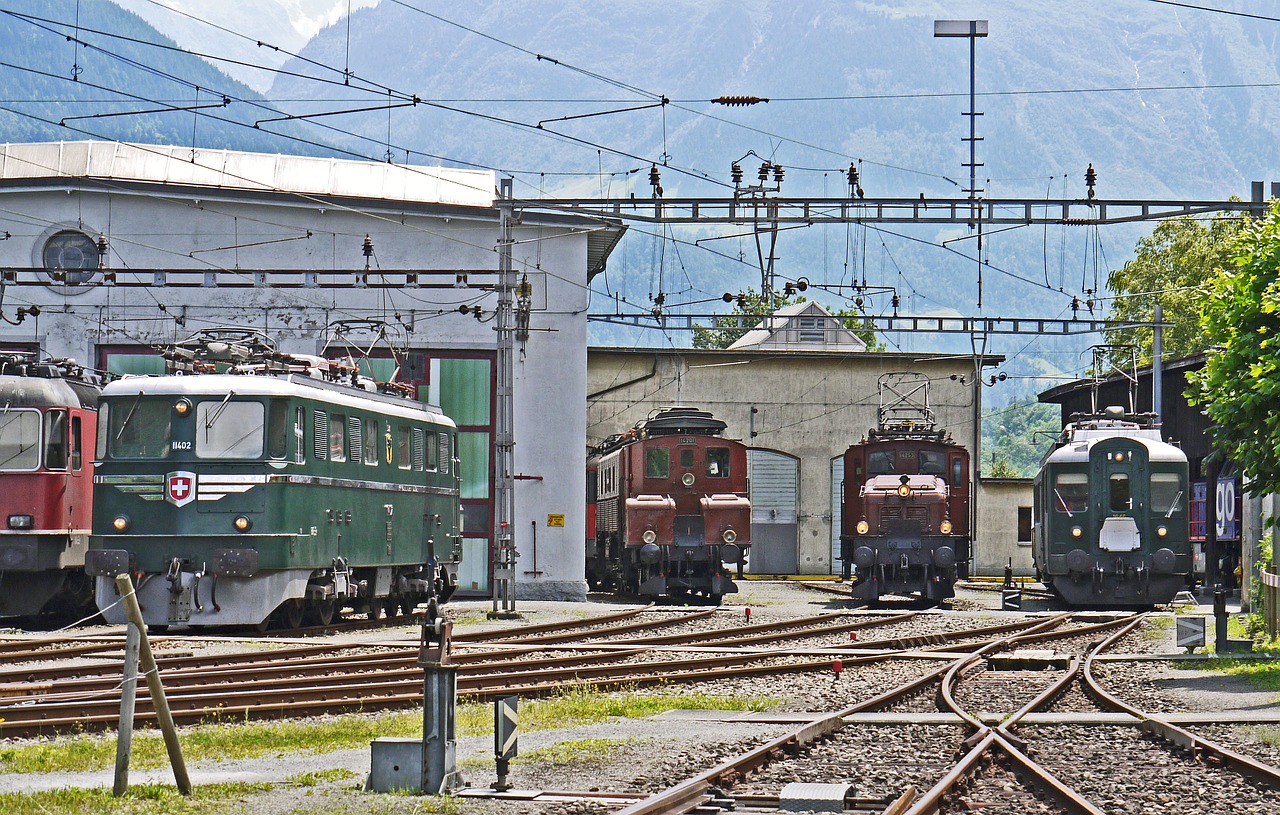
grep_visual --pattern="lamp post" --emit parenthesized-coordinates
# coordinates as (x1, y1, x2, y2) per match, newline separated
(935, 19, 989, 305)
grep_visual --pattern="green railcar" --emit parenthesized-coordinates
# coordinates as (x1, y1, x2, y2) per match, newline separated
(86, 371, 461, 629)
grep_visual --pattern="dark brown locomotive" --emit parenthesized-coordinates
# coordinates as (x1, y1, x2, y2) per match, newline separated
(587, 407, 750, 604)
(838, 374, 970, 604)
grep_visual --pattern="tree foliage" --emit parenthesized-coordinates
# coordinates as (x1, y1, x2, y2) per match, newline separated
(1106, 214, 1249, 366)
(692, 289, 883, 351)
(1187, 202, 1280, 498)
(981, 400, 1061, 478)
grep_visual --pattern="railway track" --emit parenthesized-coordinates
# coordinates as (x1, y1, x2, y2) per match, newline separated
(609, 614, 1280, 815)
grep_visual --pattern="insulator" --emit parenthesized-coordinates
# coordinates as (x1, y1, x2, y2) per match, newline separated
(653, 292, 665, 307)
(783, 282, 794, 295)
(711, 96, 767, 106)
(758, 162, 771, 182)
(722, 292, 734, 303)
(648, 164, 661, 190)
(1071, 296, 1080, 316)
(772, 163, 784, 183)
(362, 234, 374, 258)
(96, 233, 109, 261)
(891, 294, 900, 310)
(731, 163, 743, 185)
(796, 278, 807, 292)
(847, 162, 859, 189)
(855, 297, 864, 308)
(1085, 163, 1097, 199)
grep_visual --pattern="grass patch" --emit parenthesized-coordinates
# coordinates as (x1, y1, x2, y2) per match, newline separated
(0, 782, 270, 815)
(1143, 616, 1174, 639)
(0, 688, 775, 776)
(289, 768, 358, 787)
(1201, 657, 1280, 692)
(514, 737, 642, 766)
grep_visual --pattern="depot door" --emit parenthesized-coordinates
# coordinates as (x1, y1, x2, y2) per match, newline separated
(747, 448, 799, 574)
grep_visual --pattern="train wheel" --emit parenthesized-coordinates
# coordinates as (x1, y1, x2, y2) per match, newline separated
(708, 593, 723, 606)
(310, 598, 337, 628)
(383, 598, 402, 619)
(283, 599, 306, 631)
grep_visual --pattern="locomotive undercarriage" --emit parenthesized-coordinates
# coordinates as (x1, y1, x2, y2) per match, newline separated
(842, 528, 964, 606)
(0, 533, 95, 618)
(588, 533, 738, 604)
(90, 554, 457, 630)
(1045, 549, 1185, 607)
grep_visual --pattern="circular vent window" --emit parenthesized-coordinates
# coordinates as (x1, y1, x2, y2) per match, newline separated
(42, 230, 99, 285)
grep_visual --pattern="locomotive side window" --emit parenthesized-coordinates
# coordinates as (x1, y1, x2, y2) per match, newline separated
(919, 450, 944, 475)
(110, 399, 171, 459)
(396, 426, 411, 469)
(952, 457, 964, 488)
(1108, 473, 1131, 511)
(0, 410, 40, 470)
(294, 407, 306, 463)
(44, 409, 69, 470)
(1053, 472, 1088, 514)
(424, 430, 439, 471)
(363, 419, 379, 465)
(868, 451, 895, 475)
(706, 447, 730, 478)
(70, 415, 82, 470)
(1151, 473, 1183, 514)
(645, 448, 669, 478)
(196, 401, 264, 459)
(267, 399, 289, 460)
(329, 413, 348, 462)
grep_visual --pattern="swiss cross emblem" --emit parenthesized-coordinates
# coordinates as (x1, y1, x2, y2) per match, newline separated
(166, 471, 197, 507)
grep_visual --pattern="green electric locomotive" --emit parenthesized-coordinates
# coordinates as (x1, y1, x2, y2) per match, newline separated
(1033, 406, 1190, 606)
(85, 335, 462, 630)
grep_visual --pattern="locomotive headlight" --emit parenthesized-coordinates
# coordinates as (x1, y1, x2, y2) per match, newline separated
(897, 484, 911, 498)
(940, 520, 953, 535)
(1157, 525, 1168, 537)
(173, 398, 192, 416)
(642, 528, 657, 544)
(233, 515, 252, 532)
(856, 519, 870, 535)
(7, 514, 33, 530)
(112, 515, 130, 532)
(722, 528, 738, 544)
(681, 472, 695, 487)
(1071, 526, 1083, 538)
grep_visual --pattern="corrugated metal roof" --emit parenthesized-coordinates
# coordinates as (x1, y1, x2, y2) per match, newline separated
(0, 141, 495, 207)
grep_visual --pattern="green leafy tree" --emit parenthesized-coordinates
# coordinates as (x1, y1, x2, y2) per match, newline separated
(692, 289, 883, 350)
(1187, 201, 1280, 499)
(1107, 214, 1248, 365)
(981, 400, 1061, 478)
(987, 455, 1019, 479)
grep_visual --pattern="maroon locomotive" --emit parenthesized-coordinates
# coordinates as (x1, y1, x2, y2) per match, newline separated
(587, 407, 750, 604)
(839, 375, 971, 605)
(0, 355, 101, 619)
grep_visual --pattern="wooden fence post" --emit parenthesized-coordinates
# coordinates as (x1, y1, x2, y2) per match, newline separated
(113, 620, 142, 796)
(113, 574, 192, 795)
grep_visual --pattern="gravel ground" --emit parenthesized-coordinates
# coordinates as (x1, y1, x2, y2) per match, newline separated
(1, 580, 1275, 814)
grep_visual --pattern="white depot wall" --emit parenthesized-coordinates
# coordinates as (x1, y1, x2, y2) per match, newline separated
(975, 479, 1035, 577)
(0, 181, 597, 601)
(587, 348, 989, 576)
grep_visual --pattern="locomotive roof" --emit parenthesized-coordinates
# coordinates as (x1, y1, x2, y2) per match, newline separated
(642, 407, 727, 437)
(0, 374, 99, 409)
(1043, 422, 1187, 466)
(101, 373, 453, 426)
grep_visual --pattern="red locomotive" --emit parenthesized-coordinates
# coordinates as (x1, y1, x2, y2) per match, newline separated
(838, 374, 970, 605)
(587, 407, 750, 604)
(0, 355, 101, 619)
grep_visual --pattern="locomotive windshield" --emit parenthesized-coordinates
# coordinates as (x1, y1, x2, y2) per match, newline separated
(104, 398, 171, 458)
(0, 410, 39, 470)
(645, 448, 669, 478)
(919, 450, 944, 475)
(1150, 473, 1184, 515)
(706, 447, 730, 477)
(1054, 472, 1088, 514)
(196, 401, 265, 459)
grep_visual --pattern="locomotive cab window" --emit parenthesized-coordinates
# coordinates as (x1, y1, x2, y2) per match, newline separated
(267, 399, 289, 460)
(0, 410, 40, 470)
(952, 457, 964, 488)
(680, 449, 695, 468)
(70, 415, 82, 470)
(293, 407, 306, 463)
(1053, 472, 1088, 514)
(1150, 473, 1183, 514)
(424, 430, 439, 471)
(1108, 473, 1131, 512)
(706, 447, 730, 478)
(43, 410, 68, 470)
(919, 450, 944, 475)
(196, 401, 264, 459)
(645, 448, 669, 479)
(868, 451, 895, 475)
(108, 399, 171, 459)
(396, 426, 411, 469)
(363, 419, 379, 465)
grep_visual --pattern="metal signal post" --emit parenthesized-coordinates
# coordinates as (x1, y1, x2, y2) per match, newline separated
(492, 178, 518, 617)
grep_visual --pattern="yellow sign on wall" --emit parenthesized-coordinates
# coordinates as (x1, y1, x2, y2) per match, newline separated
(546, 514, 565, 527)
